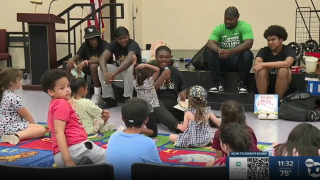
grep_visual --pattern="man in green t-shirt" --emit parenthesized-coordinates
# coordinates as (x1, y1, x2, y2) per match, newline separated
(207, 6, 254, 93)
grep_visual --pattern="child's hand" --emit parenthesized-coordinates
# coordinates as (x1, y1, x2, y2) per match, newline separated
(136, 64, 147, 69)
(102, 110, 110, 118)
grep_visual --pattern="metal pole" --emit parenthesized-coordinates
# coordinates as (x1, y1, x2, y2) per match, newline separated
(132, 0, 136, 40)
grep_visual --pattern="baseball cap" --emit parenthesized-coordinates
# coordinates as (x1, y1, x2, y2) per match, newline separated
(121, 97, 152, 127)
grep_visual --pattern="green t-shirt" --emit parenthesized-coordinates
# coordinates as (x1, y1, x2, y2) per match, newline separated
(208, 20, 254, 49)
(72, 98, 103, 134)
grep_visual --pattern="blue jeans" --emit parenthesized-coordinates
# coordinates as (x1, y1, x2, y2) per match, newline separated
(207, 49, 253, 84)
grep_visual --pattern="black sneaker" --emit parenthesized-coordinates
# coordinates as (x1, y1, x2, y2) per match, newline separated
(209, 82, 224, 93)
(238, 81, 248, 93)
(100, 98, 118, 109)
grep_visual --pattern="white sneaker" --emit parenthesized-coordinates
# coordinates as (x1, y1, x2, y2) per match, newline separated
(91, 94, 102, 105)
(1, 134, 20, 145)
(258, 114, 268, 120)
(267, 114, 278, 120)
(116, 126, 125, 132)
(100, 123, 116, 132)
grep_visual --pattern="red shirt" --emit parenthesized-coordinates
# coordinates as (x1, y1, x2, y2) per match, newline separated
(212, 127, 260, 156)
(213, 156, 226, 166)
(48, 99, 87, 155)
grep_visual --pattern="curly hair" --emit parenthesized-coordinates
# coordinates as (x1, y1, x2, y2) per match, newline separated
(40, 69, 69, 93)
(263, 25, 288, 41)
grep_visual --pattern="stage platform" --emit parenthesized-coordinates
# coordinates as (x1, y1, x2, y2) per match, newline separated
(62, 60, 319, 112)
(177, 61, 319, 112)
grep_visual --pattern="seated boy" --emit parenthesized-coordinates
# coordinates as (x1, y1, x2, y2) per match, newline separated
(105, 97, 162, 180)
(41, 69, 105, 167)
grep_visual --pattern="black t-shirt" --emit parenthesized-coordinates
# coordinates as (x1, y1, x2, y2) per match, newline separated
(76, 40, 108, 61)
(106, 39, 141, 66)
(156, 65, 188, 100)
(256, 45, 295, 74)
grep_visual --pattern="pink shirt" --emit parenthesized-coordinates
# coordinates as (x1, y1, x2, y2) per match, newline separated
(48, 99, 87, 155)
(212, 127, 260, 156)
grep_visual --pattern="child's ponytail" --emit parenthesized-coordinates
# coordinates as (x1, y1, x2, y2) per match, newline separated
(69, 76, 87, 95)
(134, 64, 151, 87)
(220, 100, 246, 126)
(136, 72, 144, 86)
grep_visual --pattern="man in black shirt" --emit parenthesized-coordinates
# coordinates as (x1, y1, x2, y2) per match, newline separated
(98, 27, 141, 109)
(66, 25, 108, 104)
(153, 46, 188, 131)
(254, 25, 295, 120)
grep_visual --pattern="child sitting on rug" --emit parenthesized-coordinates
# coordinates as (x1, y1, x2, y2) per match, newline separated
(106, 97, 162, 180)
(206, 123, 252, 166)
(272, 123, 320, 156)
(69, 77, 115, 135)
(132, 63, 160, 137)
(41, 69, 105, 167)
(0, 67, 46, 145)
(212, 100, 260, 159)
(169, 85, 221, 148)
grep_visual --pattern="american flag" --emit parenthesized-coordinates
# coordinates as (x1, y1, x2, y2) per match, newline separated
(87, 0, 105, 39)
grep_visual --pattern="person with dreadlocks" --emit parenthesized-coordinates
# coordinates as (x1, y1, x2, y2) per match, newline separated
(98, 26, 141, 109)
(207, 6, 254, 94)
(66, 25, 109, 105)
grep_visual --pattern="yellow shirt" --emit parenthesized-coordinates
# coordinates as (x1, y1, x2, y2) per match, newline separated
(72, 98, 102, 134)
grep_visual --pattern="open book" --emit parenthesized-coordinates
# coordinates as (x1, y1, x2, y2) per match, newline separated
(174, 99, 188, 111)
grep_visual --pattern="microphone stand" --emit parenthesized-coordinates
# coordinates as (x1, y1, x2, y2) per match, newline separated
(48, 0, 55, 14)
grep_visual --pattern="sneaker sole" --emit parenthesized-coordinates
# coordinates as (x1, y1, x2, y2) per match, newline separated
(116, 126, 125, 132)
(209, 90, 224, 93)
(1, 135, 20, 144)
(105, 123, 116, 131)
(239, 91, 248, 94)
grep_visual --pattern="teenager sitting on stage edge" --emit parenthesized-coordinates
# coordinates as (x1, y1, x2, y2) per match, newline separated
(254, 25, 295, 120)
(66, 25, 108, 105)
(98, 26, 141, 109)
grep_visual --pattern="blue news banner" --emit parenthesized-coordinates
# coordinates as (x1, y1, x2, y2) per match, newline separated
(226, 151, 320, 179)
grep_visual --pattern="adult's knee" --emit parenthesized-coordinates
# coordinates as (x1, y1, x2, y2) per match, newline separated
(256, 68, 268, 79)
(90, 64, 99, 71)
(241, 50, 254, 63)
(277, 68, 289, 78)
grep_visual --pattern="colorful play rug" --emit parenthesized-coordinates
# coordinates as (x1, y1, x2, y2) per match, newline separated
(0, 123, 276, 167)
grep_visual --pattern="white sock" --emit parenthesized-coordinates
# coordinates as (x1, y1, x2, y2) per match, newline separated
(94, 87, 101, 95)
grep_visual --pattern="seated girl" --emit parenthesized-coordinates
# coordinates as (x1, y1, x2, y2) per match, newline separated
(169, 85, 221, 147)
(70, 77, 115, 135)
(206, 123, 252, 166)
(0, 68, 46, 144)
(273, 123, 320, 156)
(132, 63, 160, 137)
(212, 100, 260, 159)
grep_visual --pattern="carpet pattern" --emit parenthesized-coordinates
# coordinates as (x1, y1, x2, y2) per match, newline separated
(0, 123, 275, 167)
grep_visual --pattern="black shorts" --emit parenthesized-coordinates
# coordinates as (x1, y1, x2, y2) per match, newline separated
(268, 74, 295, 94)
(253, 74, 295, 95)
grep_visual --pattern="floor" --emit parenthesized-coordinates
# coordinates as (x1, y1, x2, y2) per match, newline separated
(18, 79, 320, 144)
